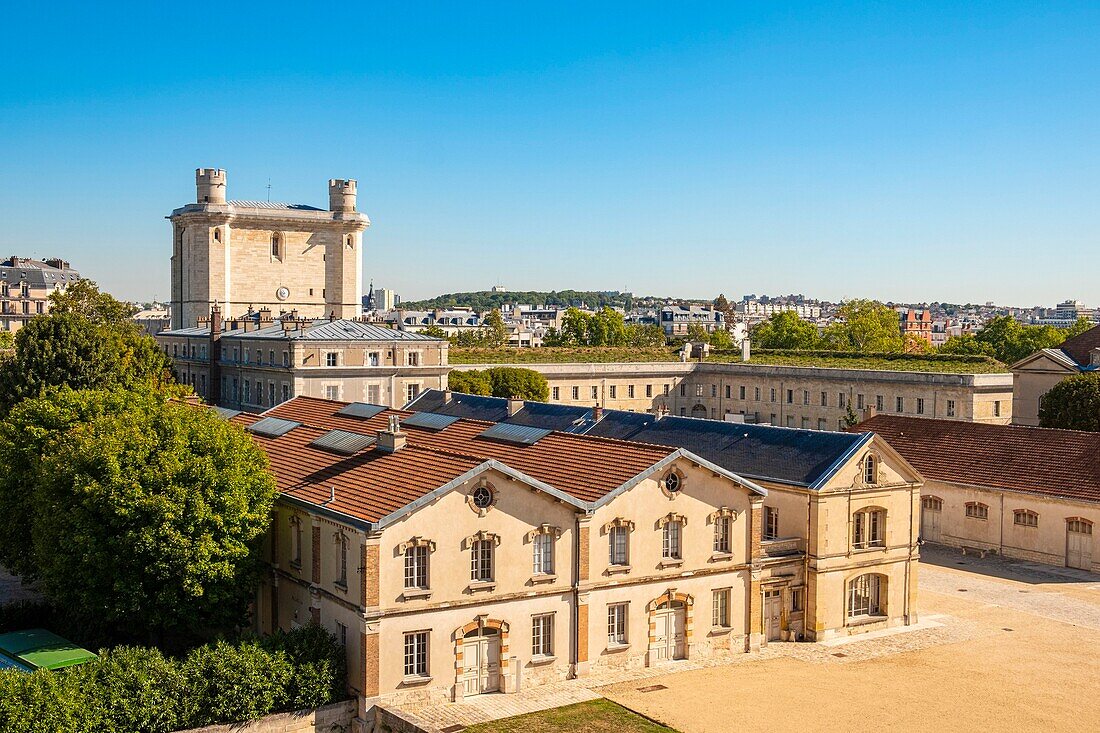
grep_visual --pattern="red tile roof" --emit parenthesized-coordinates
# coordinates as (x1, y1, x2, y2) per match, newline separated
(1057, 324, 1100, 367)
(853, 415, 1100, 504)
(233, 397, 677, 523)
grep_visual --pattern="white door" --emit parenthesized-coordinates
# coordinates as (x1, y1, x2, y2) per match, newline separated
(1067, 520, 1093, 571)
(764, 590, 782, 641)
(652, 603, 686, 662)
(921, 498, 942, 543)
(461, 631, 500, 695)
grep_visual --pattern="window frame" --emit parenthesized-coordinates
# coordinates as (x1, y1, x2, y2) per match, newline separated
(607, 603, 628, 646)
(470, 538, 494, 582)
(403, 631, 429, 678)
(712, 588, 731, 628)
(531, 614, 554, 658)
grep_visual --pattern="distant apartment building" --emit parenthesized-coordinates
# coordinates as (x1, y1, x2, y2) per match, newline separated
(899, 309, 933, 345)
(0, 257, 81, 332)
(660, 305, 724, 336)
(738, 300, 822, 320)
(1028, 299, 1097, 328)
(157, 306, 448, 410)
(386, 308, 483, 337)
(1010, 324, 1100, 426)
(132, 307, 172, 337)
(169, 168, 368, 329)
(372, 288, 401, 312)
(451, 361, 1014, 430)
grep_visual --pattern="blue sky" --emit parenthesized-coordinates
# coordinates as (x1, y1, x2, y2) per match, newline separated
(1, 2, 1098, 306)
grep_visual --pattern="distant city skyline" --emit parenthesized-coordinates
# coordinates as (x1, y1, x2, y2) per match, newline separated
(2, 3, 1098, 306)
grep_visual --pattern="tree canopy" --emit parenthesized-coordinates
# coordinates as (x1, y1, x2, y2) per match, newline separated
(750, 311, 821, 349)
(940, 315, 1084, 364)
(447, 367, 549, 401)
(823, 299, 904, 352)
(1038, 374, 1100, 432)
(0, 389, 278, 641)
(399, 289, 634, 312)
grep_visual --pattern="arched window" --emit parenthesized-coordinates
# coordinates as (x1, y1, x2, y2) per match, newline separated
(847, 573, 886, 619)
(1013, 509, 1039, 528)
(853, 507, 886, 549)
(863, 454, 878, 484)
(922, 496, 943, 511)
(271, 232, 282, 259)
(965, 502, 989, 520)
(213, 228, 221, 242)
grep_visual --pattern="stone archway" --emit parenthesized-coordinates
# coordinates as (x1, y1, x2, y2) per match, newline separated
(453, 618, 510, 698)
(691, 404, 707, 418)
(646, 591, 694, 665)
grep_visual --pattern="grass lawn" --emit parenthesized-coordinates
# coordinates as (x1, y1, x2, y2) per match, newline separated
(462, 699, 677, 733)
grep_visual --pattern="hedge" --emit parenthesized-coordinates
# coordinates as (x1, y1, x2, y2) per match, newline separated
(0, 624, 347, 733)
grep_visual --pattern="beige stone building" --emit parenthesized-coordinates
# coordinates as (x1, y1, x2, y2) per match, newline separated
(229, 393, 921, 718)
(856, 415, 1099, 573)
(1010, 325, 1100, 426)
(158, 308, 448, 410)
(0, 257, 81, 332)
(170, 169, 368, 329)
(452, 361, 1014, 430)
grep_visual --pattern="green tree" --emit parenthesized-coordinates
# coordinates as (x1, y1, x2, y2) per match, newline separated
(842, 400, 859, 429)
(685, 323, 710, 342)
(0, 331, 12, 350)
(625, 324, 666, 347)
(751, 311, 821, 349)
(559, 308, 592, 346)
(713, 293, 732, 318)
(939, 334, 996, 357)
(0, 389, 278, 641)
(708, 327, 734, 350)
(1063, 317, 1095, 339)
(968, 315, 1066, 364)
(824, 300, 904, 352)
(0, 283, 174, 414)
(1038, 374, 1100, 432)
(447, 370, 492, 396)
(482, 309, 508, 348)
(485, 367, 549, 401)
(591, 307, 628, 346)
(417, 325, 448, 339)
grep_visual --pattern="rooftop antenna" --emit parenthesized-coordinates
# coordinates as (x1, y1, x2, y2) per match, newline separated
(266, 179, 272, 202)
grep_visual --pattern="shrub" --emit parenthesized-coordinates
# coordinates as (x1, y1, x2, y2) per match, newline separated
(94, 647, 185, 733)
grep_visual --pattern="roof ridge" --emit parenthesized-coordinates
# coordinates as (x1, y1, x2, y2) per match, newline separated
(859, 413, 1100, 439)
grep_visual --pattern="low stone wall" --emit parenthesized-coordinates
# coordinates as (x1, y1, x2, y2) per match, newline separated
(175, 700, 357, 733)
(361, 703, 444, 733)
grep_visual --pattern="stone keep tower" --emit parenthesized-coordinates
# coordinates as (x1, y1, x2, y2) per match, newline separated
(169, 169, 369, 329)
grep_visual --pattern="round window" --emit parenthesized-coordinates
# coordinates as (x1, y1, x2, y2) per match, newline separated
(665, 472, 681, 493)
(472, 486, 493, 509)
(276, 286, 290, 301)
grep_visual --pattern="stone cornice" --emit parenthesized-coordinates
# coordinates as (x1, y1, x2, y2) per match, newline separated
(168, 204, 369, 231)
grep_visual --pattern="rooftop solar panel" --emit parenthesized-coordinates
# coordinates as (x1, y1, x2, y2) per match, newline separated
(247, 417, 301, 438)
(402, 412, 461, 431)
(212, 406, 242, 420)
(310, 429, 377, 455)
(478, 422, 552, 445)
(336, 402, 387, 420)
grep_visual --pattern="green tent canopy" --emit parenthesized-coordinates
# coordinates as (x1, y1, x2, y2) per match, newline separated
(0, 629, 97, 671)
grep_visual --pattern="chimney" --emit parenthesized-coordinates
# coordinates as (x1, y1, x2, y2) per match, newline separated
(442, 390, 453, 404)
(593, 403, 603, 422)
(741, 337, 751, 362)
(258, 307, 273, 325)
(377, 414, 407, 453)
(862, 406, 877, 422)
(507, 396, 524, 417)
(208, 303, 223, 407)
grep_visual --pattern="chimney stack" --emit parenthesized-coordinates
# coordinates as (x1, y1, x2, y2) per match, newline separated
(377, 414, 407, 453)
(593, 403, 603, 422)
(741, 337, 751, 362)
(507, 396, 524, 417)
(443, 390, 453, 404)
(208, 303, 223, 407)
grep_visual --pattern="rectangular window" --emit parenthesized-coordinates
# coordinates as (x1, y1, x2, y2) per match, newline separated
(875, 395, 884, 411)
(552, 387, 560, 400)
(532, 533, 554, 575)
(821, 391, 828, 407)
(609, 385, 617, 398)
(592, 386, 599, 400)
(407, 383, 420, 403)
(791, 587, 804, 612)
(368, 352, 380, 367)
(609, 525, 629, 566)
(367, 384, 381, 404)
(786, 389, 793, 404)
(818, 418, 827, 430)
(739, 385, 746, 400)
(407, 352, 420, 366)
(857, 393, 865, 410)
(712, 588, 731, 628)
(664, 384, 670, 395)
(965, 503, 989, 520)
(471, 539, 493, 581)
(532, 614, 554, 657)
(282, 351, 289, 367)
(853, 509, 885, 549)
(679, 384, 685, 396)
(607, 604, 628, 646)
(325, 352, 337, 367)
(282, 383, 290, 402)
(325, 385, 339, 401)
(713, 515, 732, 554)
(646, 384, 653, 398)
(269, 349, 275, 365)
(838, 393, 846, 409)
(726, 385, 732, 399)
(403, 632, 429, 678)
(764, 506, 779, 540)
(993, 400, 1001, 417)
(404, 545, 429, 589)
(754, 387, 761, 401)
(696, 384, 704, 397)
(268, 382, 276, 406)
(896, 396, 904, 413)
(770, 388, 776, 403)
(803, 390, 809, 406)
(916, 398, 925, 415)
(947, 400, 956, 417)
(627, 385, 635, 398)
(662, 520, 682, 560)
(572, 386, 579, 400)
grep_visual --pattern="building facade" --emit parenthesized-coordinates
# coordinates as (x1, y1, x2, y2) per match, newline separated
(900, 309, 933, 345)
(238, 395, 921, 717)
(451, 361, 1014, 429)
(856, 415, 1099, 573)
(0, 257, 81, 332)
(1010, 324, 1100, 426)
(170, 169, 369, 329)
(158, 308, 448, 410)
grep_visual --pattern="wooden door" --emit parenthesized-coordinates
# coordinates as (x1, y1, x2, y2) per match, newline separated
(764, 590, 782, 641)
(652, 604, 686, 662)
(921, 504, 941, 543)
(652, 610, 672, 663)
(670, 606, 686, 659)
(461, 633, 501, 695)
(1067, 520, 1093, 571)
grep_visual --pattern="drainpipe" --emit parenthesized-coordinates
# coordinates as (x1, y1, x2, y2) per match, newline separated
(905, 483, 915, 625)
(999, 494, 1005, 555)
(570, 513, 582, 679)
(804, 489, 811, 641)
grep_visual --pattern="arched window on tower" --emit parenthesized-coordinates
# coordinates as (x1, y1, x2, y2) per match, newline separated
(272, 233, 282, 259)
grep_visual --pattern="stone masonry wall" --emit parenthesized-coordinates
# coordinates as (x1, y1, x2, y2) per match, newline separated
(175, 700, 356, 733)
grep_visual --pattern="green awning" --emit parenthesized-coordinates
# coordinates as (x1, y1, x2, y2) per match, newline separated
(0, 629, 97, 671)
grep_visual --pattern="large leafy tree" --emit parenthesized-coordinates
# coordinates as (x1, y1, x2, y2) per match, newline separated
(751, 311, 821, 349)
(447, 370, 492, 396)
(0, 281, 174, 414)
(482, 309, 508, 348)
(824, 299, 904, 352)
(0, 389, 278, 640)
(448, 368, 549, 401)
(1038, 374, 1100, 432)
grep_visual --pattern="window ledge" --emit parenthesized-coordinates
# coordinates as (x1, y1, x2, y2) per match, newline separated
(467, 581, 496, 593)
(658, 558, 684, 568)
(333, 581, 348, 594)
(400, 675, 433, 686)
(529, 573, 557, 585)
(401, 589, 432, 601)
(851, 545, 886, 553)
(605, 642, 630, 653)
(709, 626, 733, 636)
(606, 565, 632, 575)
(709, 552, 734, 562)
(846, 614, 888, 628)
(529, 654, 556, 666)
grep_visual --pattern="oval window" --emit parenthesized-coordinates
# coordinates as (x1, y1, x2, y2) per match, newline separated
(665, 472, 681, 493)
(472, 486, 493, 509)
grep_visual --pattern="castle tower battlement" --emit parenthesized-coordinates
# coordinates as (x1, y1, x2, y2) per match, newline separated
(196, 168, 227, 204)
(328, 178, 357, 212)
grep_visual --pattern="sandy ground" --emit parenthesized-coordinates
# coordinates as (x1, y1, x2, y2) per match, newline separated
(599, 551, 1100, 733)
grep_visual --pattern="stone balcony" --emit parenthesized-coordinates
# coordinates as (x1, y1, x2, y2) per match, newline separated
(761, 536, 805, 558)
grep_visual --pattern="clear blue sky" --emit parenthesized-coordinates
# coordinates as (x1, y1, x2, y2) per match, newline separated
(1, 2, 1098, 306)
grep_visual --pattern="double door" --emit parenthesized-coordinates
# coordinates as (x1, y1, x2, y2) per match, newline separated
(461, 630, 500, 696)
(1067, 520, 1093, 571)
(652, 603, 686, 662)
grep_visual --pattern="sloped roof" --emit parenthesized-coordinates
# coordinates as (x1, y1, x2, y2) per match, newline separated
(227, 200, 325, 211)
(1057, 324, 1100, 367)
(404, 390, 510, 421)
(162, 319, 443, 341)
(853, 415, 1100, 504)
